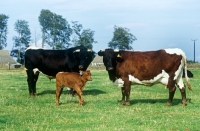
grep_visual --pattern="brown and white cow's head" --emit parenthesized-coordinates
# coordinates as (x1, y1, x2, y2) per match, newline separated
(98, 49, 123, 82)
(98, 49, 121, 71)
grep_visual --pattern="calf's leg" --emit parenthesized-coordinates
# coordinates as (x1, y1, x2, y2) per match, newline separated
(56, 84, 63, 106)
(74, 86, 84, 105)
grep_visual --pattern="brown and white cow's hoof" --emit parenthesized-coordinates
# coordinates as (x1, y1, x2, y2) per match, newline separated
(120, 100, 126, 105)
(181, 100, 187, 106)
(125, 102, 130, 106)
(166, 102, 172, 106)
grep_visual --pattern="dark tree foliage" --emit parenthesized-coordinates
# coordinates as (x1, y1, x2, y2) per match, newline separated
(38, 9, 72, 49)
(0, 14, 9, 49)
(71, 21, 96, 49)
(11, 20, 31, 64)
(108, 26, 137, 50)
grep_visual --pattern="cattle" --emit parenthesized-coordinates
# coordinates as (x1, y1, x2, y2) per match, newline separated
(25, 45, 95, 96)
(98, 48, 192, 106)
(183, 69, 193, 78)
(56, 70, 92, 106)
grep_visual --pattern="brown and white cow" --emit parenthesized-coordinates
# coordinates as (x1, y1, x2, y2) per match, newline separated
(98, 48, 192, 106)
(56, 70, 92, 106)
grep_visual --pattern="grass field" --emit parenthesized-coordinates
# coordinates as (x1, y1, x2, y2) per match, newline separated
(0, 68, 200, 131)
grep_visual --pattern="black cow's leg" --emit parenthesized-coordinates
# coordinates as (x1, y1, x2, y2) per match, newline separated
(167, 86, 176, 106)
(26, 70, 34, 96)
(26, 70, 39, 97)
(33, 73, 39, 96)
(179, 88, 187, 106)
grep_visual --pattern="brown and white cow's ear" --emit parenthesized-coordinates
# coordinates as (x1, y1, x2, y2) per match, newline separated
(73, 49, 80, 53)
(116, 53, 123, 62)
(98, 50, 105, 56)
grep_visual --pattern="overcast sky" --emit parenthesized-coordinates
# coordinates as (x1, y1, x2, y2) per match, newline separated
(1, 0, 200, 62)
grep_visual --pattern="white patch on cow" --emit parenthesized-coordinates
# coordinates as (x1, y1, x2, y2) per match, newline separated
(33, 68, 55, 79)
(33, 68, 39, 75)
(164, 48, 186, 57)
(113, 78, 124, 88)
(129, 70, 169, 86)
(26, 46, 42, 51)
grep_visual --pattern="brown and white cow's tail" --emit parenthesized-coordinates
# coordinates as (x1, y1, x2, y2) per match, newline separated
(181, 51, 193, 91)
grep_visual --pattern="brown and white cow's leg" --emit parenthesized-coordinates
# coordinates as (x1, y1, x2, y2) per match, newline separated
(166, 79, 176, 106)
(121, 80, 131, 106)
(121, 87, 126, 105)
(179, 88, 187, 106)
(167, 87, 176, 106)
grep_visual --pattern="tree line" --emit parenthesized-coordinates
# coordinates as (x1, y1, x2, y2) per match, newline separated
(0, 9, 137, 64)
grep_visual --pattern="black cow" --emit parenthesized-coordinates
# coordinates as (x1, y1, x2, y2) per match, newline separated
(25, 45, 95, 96)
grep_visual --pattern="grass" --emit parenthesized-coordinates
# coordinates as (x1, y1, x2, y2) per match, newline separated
(0, 68, 200, 131)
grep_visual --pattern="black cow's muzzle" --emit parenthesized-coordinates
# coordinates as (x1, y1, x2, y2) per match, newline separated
(79, 65, 83, 69)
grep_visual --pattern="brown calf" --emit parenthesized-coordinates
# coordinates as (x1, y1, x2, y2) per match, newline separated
(56, 70, 92, 106)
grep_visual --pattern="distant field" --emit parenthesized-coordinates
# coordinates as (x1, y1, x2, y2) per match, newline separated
(0, 68, 200, 131)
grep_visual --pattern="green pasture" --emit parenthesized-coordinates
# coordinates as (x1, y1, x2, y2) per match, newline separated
(0, 68, 200, 131)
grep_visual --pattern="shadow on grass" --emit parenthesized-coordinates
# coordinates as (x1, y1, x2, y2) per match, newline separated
(37, 89, 106, 96)
(128, 98, 192, 106)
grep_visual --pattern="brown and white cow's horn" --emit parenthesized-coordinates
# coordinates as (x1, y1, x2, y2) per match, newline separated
(73, 49, 80, 53)
(114, 49, 119, 52)
(87, 49, 91, 52)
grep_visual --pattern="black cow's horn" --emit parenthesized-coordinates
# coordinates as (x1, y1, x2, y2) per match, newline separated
(73, 49, 80, 53)
(87, 49, 91, 52)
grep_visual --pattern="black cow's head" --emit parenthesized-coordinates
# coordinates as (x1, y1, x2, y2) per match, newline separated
(73, 45, 95, 71)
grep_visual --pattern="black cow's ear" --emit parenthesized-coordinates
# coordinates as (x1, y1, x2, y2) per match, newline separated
(98, 50, 105, 56)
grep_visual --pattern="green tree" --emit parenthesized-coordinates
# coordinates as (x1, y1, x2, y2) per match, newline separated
(38, 9, 72, 49)
(71, 21, 96, 49)
(11, 20, 31, 64)
(0, 14, 9, 49)
(108, 26, 137, 50)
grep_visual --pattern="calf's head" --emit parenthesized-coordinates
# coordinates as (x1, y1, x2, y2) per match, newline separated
(80, 70, 92, 81)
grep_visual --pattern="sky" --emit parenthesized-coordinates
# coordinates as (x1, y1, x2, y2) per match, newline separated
(1, 0, 200, 62)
